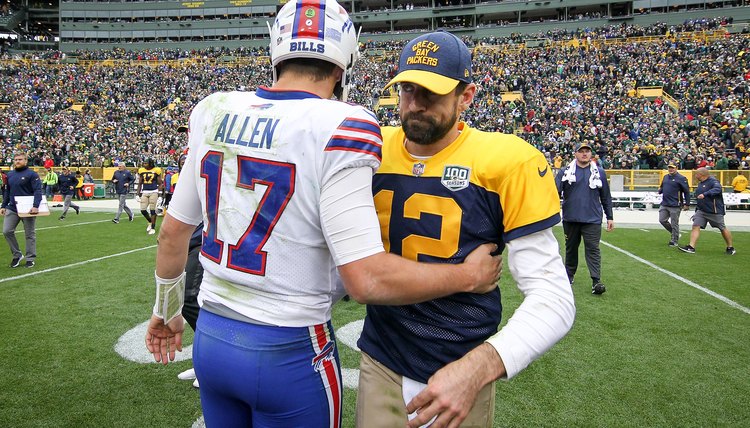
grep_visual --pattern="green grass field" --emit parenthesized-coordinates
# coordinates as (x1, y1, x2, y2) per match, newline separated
(0, 210, 748, 427)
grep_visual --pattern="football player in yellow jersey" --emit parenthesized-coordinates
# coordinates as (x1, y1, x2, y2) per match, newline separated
(356, 31, 575, 428)
(137, 158, 162, 235)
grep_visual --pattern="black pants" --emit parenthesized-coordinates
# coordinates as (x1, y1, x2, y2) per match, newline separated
(182, 245, 204, 332)
(562, 221, 602, 285)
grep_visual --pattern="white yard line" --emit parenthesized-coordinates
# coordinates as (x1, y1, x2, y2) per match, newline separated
(22, 219, 113, 232)
(601, 240, 750, 315)
(0, 245, 157, 284)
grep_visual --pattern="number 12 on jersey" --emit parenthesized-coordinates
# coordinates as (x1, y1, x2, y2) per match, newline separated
(200, 151, 296, 276)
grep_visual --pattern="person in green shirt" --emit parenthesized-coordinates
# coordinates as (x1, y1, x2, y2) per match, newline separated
(42, 167, 58, 199)
(713, 153, 729, 170)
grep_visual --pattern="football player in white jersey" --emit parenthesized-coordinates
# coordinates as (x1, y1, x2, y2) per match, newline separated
(144, 1, 501, 426)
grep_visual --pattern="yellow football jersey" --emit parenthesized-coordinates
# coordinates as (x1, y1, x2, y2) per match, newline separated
(138, 167, 162, 191)
(374, 122, 560, 261)
(361, 122, 562, 383)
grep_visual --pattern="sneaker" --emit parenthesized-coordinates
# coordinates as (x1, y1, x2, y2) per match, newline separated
(679, 245, 696, 254)
(726, 247, 736, 255)
(10, 255, 24, 268)
(59, 216, 65, 221)
(112, 219, 119, 224)
(74, 206, 80, 215)
(592, 282, 606, 295)
(128, 214, 134, 222)
(25, 260, 34, 268)
(178, 368, 196, 381)
(148, 228, 156, 235)
(146, 224, 152, 232)
(192, 378, 200, 388)
(668, 241, 678, 247)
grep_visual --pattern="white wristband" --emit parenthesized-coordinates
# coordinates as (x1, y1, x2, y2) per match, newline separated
(153, 271, 186, 323)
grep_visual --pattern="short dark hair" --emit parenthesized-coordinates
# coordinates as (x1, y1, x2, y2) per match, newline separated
(277, 58, 338, 82)
(454, 82, 468, 95)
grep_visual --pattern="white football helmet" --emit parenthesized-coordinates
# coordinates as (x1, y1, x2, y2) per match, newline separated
(268, 0, 359, 101)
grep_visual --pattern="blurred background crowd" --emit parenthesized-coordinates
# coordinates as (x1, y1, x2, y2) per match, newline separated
(1, 17, 750, 172)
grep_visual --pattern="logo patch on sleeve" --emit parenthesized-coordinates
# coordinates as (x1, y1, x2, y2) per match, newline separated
(441, 165, 471, 191)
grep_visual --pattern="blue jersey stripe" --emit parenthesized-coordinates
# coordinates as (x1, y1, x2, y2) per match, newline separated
(325, 137, 382, 160)
(338, 119, 381, 138)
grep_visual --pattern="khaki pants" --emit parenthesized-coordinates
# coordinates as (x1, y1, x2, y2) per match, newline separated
(140, 192, 158, 211)
(356, 352, 495, 428)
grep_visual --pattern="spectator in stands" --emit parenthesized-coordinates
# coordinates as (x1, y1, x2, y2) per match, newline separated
(556, 141, 614, 295)
(679, 168, 736, 255)
(727, 153, 741, 170)
(683, 154, 697, 170)
(658, 162, 690, 247)
(1, 152, 42, 268)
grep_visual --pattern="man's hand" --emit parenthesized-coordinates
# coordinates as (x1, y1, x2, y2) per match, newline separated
(463, 243, 502, 294)
(0, 208, 5, 216)
(697, 194, 705, 200)
(682, 205, 689, 211)
(145, 314, 185, 365)
(29, 207, 39, 215)
(406, 343, 505, 428)
(606, 219, 614, 232)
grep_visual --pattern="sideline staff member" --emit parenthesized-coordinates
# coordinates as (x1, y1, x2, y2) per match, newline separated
(1, 152, 42, 268)
(556, 142, 614, 294)
(657, 162, 690, 246)
(679, 168, 736, 255)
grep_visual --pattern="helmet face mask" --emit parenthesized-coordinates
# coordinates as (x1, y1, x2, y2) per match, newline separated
(268, 0, 359, 101)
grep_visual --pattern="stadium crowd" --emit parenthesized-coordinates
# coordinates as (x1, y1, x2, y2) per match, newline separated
(1, 18, 750, 171)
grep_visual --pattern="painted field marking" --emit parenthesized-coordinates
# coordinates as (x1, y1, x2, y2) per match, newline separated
(0, 245, 157, 284)
(14, 219, 112, 233)
(601, 240, 750, 315)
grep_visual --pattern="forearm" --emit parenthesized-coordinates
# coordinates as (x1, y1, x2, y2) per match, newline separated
(155, 213, 195, 279)
(462, 342, 506, 385)
(338, 252, 477, 305)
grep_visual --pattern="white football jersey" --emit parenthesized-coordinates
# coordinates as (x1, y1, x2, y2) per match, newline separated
(168, 88, 383, 326)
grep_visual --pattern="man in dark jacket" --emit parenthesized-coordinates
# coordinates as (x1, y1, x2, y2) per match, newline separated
(111, 162, 135, 223)
(679, 168, 736, 255)
(658, 162, 690, 246)
(556, 141, 615, 295)
(57, 167, 80, 220)
(1, 152, 42, 268)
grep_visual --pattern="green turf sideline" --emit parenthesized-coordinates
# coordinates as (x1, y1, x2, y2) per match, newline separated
(601, 240, 750, 315)
(0, 244, 156, 284)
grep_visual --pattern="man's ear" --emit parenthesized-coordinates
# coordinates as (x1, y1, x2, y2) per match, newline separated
(458, 83, 477, 113)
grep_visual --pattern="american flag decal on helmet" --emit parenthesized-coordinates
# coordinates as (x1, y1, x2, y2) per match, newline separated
(293, 0, 326, 40)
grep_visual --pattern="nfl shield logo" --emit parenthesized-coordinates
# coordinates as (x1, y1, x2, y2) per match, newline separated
(441, 165, 471, 191)
(412, 162, 425, 177)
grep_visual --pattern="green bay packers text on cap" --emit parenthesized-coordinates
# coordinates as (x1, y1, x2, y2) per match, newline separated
(407, 40, 440, 67)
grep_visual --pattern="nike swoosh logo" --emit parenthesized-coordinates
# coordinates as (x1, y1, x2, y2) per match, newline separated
(538, 166, 548, 177)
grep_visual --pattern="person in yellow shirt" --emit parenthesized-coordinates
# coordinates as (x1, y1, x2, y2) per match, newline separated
(74, 170, 84, 201)
(732, 171, 748, 193)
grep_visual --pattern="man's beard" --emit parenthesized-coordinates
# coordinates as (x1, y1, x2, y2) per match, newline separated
(401, 107, 458, 146)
